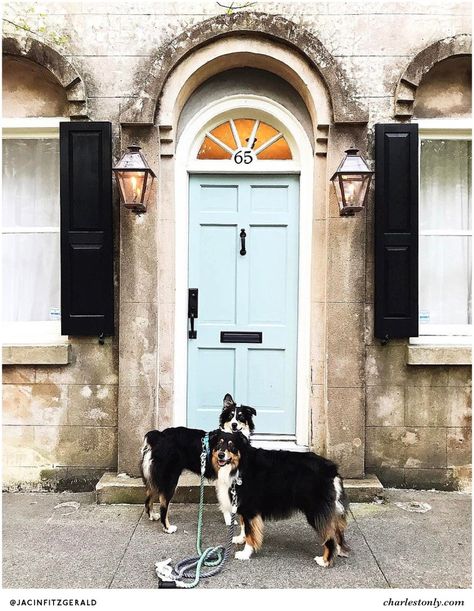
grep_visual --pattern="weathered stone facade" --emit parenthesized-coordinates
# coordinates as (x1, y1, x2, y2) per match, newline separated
(3, 339, 118, 490)
(2, 1, 472, 491)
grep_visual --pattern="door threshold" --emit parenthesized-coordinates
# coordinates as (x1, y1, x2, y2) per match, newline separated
(250, 434, 309, 452)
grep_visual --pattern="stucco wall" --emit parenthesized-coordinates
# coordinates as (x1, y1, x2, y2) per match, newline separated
(2, 0, 472, 491)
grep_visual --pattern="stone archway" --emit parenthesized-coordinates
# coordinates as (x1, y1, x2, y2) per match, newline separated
(394, 33, 472, 118)
(2, 35, 88, 117)
(119, 11, 368, 127)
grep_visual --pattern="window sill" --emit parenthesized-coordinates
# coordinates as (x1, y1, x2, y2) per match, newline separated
(407, 344, 472, 366)
(2, 343, 71, 366)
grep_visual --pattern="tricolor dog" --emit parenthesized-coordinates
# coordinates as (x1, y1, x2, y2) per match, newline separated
(210, 431, 350, 566)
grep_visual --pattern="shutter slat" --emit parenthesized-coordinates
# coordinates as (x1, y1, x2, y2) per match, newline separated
(60, 122, 114, 336)
(375, 123, 418, 339)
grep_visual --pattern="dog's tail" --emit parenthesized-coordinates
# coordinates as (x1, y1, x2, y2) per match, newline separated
(140, 430, 162, 481)
(333, 474, 349, 516)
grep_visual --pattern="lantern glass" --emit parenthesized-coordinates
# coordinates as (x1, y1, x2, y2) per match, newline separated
(116, 171, 154, 208)
(113, 145, 156, 213)
(330, 148, 373, 216)
(338, 174, 371, 213)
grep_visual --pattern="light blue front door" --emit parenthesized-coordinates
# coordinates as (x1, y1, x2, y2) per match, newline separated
(187, 174, 299, 434)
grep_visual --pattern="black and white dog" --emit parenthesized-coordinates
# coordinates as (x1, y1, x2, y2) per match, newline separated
(210, 431, 350, 567)
(140, 394, 256, 533)
(219, 396, 257, 435)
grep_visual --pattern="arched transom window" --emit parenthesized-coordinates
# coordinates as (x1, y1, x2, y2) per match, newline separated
(197, 118, 292, 162)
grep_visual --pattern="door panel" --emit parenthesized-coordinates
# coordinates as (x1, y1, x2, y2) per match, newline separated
(187, 174, 299, 434)
(247, 348, 290, 429)
(248, 226, 287, 323)
(191, 348, 236, 423)
(199, 225, 237, 323)
(200, 184, 238, 212)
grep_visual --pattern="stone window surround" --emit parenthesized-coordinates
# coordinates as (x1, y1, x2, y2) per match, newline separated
(2, 343, 70, 365)
(394, 33, 472, 119)
(407, 344, 472, 366)
(2, 36, 88, 119)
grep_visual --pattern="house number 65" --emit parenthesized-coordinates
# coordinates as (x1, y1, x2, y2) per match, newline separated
(233, 148, 255, 165)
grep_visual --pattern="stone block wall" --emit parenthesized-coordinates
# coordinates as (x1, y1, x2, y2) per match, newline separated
(364, 343, 471, 490)
(2, 338, 118, 490)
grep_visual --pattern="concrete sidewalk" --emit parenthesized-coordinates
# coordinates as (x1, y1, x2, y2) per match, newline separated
(2, 489, 471, 589)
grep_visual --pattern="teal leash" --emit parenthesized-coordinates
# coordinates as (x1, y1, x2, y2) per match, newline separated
(155, 434, 237, 589)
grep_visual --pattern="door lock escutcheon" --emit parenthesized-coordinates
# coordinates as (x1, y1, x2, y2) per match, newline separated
(188, 288, 198, 339)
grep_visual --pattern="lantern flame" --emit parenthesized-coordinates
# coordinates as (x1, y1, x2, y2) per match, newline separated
(346, 182, 356, 204)
(131, 175, 141, 202)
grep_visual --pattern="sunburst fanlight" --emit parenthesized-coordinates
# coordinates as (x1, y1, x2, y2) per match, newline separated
(197, 118, 292, 162)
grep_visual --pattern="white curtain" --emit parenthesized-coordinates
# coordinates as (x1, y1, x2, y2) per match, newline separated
(2, 139, 60, 322)
(419, 139, 472, 326)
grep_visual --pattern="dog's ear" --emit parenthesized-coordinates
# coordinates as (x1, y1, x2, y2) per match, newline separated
(242, 405, 257, 417)
(208, 429, 219, 448)
(223, 393, 235, 408)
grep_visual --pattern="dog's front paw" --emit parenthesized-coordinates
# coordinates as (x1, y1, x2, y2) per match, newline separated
(314, 555, 330, 567)
(235, 550, 252, 560)
(163, 525, 177, 534)
(232, 534, 246, 545)
(148, 512, 160, 521)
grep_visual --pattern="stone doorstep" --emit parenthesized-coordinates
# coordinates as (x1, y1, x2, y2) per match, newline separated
(95, 472, 384, 505)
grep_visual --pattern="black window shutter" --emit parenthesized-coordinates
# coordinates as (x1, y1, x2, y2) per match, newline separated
(60, 122, 114, 336)
(375, 123, 418, 340)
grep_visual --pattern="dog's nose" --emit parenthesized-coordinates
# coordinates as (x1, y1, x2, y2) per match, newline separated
(232, 422, 238, 430)
(218, 452, 226, 460)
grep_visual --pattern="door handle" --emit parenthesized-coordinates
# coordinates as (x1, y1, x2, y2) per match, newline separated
(240, 228, 247, 256)
(188, 288, 198, 339)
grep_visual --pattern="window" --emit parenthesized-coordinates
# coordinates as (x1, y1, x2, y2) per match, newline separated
(197, 118, 292, 160)
(415, 120, 472, 344)
(2, 119, 67, 343)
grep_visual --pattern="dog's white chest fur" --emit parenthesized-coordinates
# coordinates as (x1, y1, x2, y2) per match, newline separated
(216, 464, 235, 524)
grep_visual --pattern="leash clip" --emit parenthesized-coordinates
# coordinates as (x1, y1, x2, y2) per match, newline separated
(200, 433, 209, 474)
(230, 480, 239, 513)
